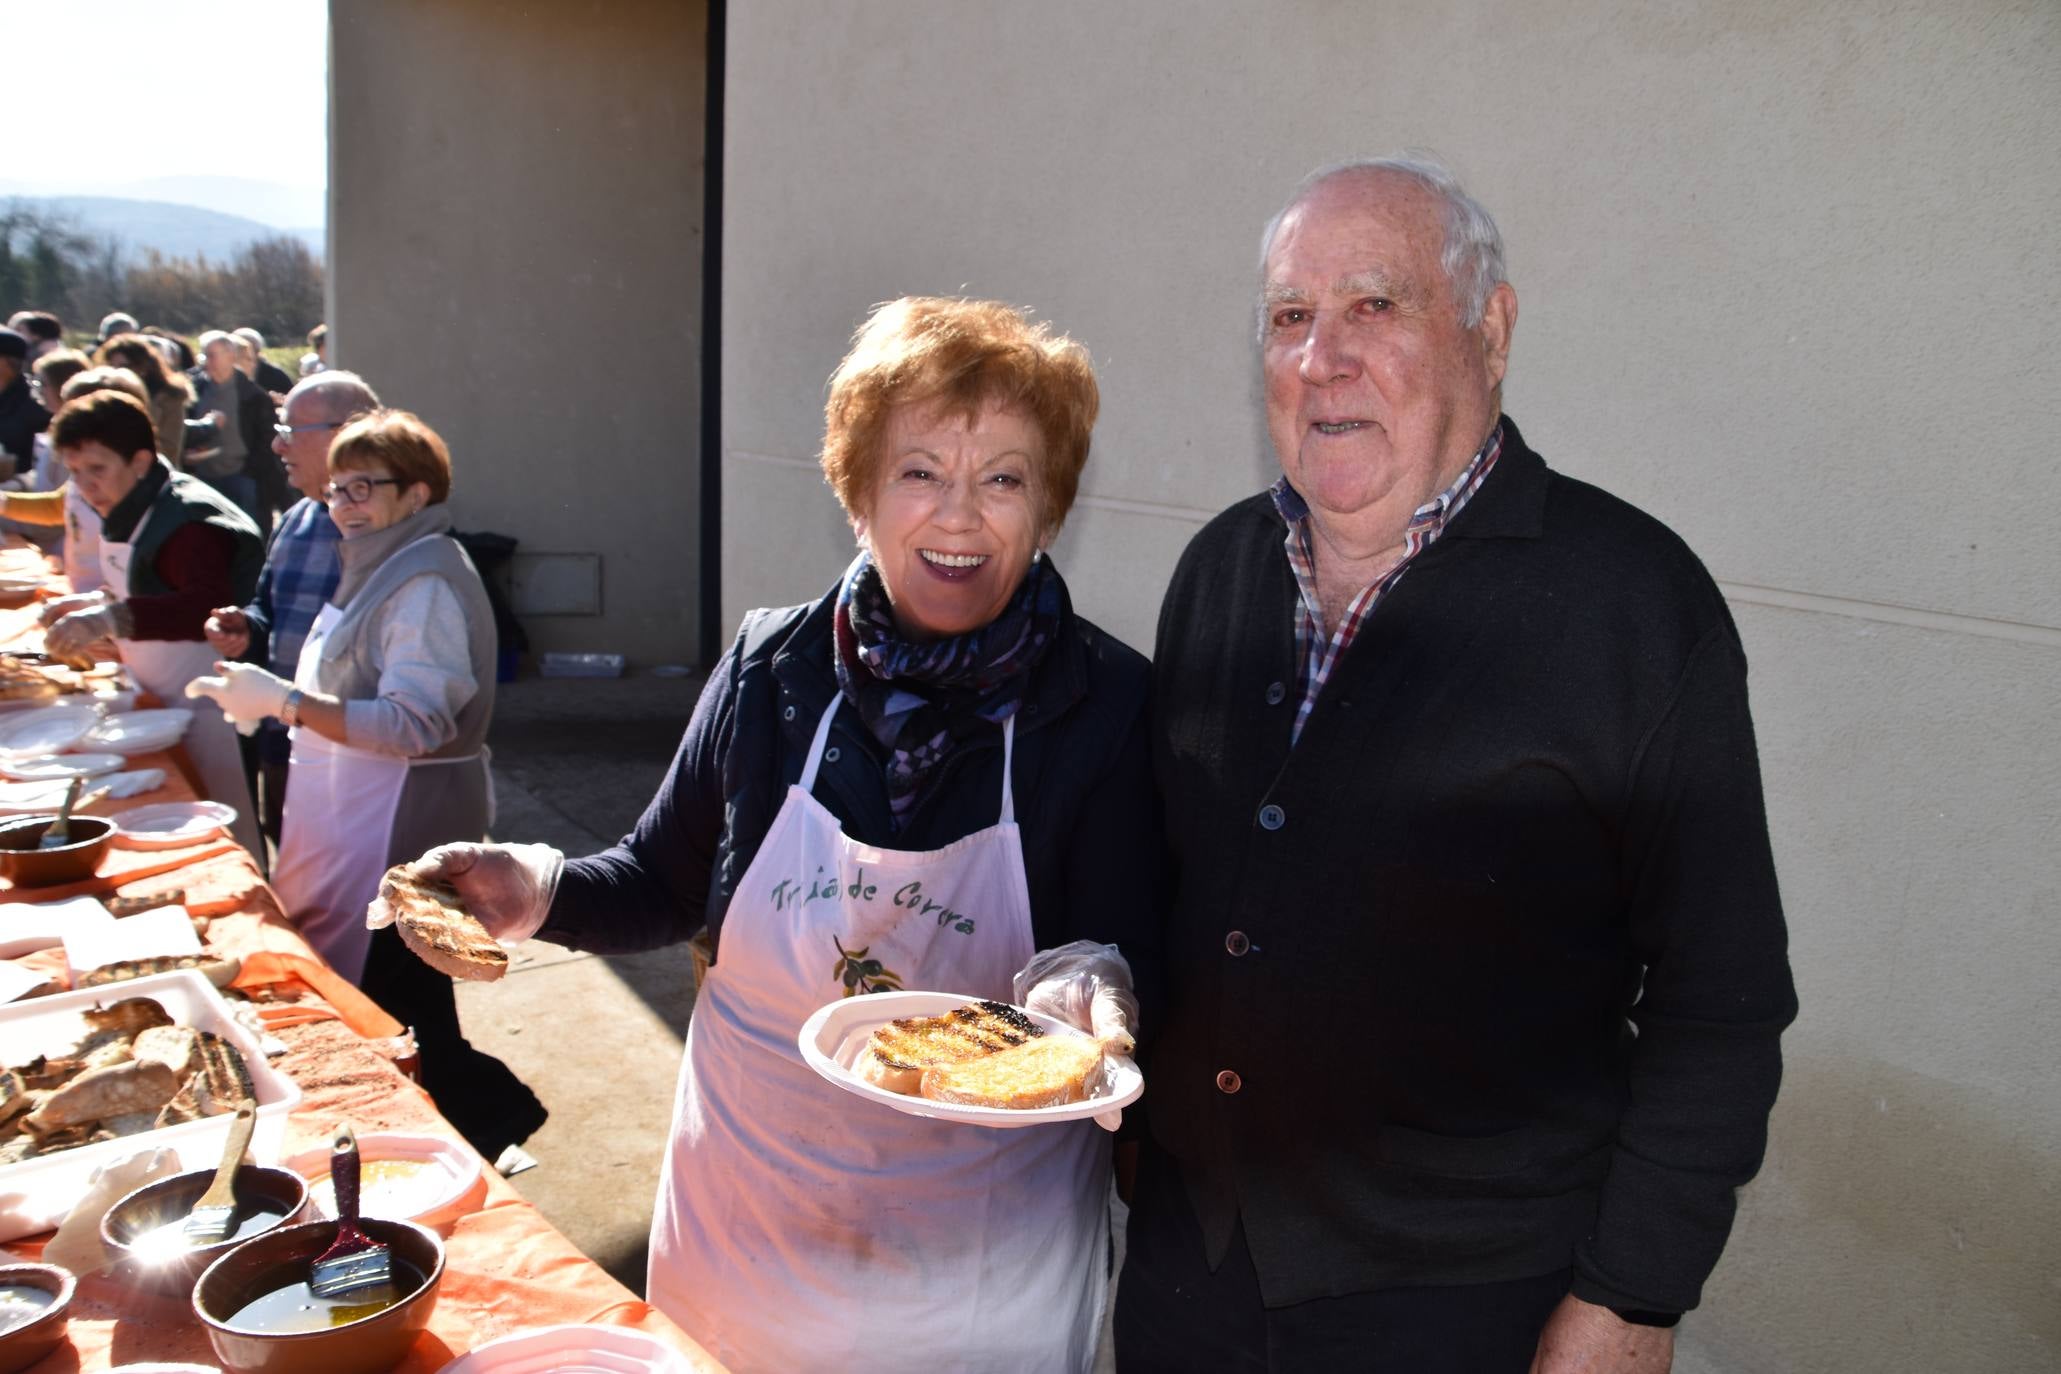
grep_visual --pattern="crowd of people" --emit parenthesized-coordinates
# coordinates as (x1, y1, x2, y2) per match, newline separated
(0, 307, 542, 1160)
(8, 152, 1797, 1374)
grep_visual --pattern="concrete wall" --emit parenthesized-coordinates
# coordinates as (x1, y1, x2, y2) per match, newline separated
(329, 0, 706, 665)
(723, 3, 2061, 1370)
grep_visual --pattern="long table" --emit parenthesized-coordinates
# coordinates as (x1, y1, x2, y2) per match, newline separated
(0, 540, 725, 1371)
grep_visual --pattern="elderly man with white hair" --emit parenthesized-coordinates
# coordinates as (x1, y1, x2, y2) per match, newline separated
(185, 329, 282, 529)
(207, 370, 380, 845)
(231, 327, 296, 397)
(1120, 155, 1797, 1372)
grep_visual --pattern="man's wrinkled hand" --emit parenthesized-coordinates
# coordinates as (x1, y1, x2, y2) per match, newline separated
(205, 606, 251, 657)
(1530, 1295, 1673, 1374)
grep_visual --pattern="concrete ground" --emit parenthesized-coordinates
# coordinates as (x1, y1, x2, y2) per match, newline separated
(460, 670, 704, 1291)
(455, 671, 1123, 1370)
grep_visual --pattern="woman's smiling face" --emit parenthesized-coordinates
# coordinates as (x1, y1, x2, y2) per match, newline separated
(854, 400, 1046, 641)
(325, 464, 425, 538)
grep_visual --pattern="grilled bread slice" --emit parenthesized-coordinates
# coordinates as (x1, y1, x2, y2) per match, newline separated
(918, 1033, 1104, 1110)
(386, 874, 509, 982)
(861, 1000, 1043, 1095)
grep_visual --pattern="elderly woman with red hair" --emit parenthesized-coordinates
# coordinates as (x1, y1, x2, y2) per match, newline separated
(391, 298, 1159, 1371)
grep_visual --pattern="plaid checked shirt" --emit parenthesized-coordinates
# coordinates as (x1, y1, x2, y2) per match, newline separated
(255, 496, 343, 681)
(1271, 424, 1503, 745)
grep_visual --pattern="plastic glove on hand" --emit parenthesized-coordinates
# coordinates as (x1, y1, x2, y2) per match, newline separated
(43, 606, 121, 660)
(37, 591, 105, 628)
(183, 661, 291, 733)
(1014, 940, 1141, 1133)
(369, 841, 564, 946)
(1015, 940, 1140, 1053)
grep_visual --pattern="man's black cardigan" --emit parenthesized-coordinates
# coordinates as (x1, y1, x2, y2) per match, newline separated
(1145, 417, 1796, 1315)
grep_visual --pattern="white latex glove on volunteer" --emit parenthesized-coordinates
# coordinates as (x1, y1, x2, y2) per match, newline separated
(43, 603, 125, 660)
(37, 589, 109, 627)
(184, 661, 291, 736)
(1013, 940, 1140, 1133)
(369, 842, 565, 946)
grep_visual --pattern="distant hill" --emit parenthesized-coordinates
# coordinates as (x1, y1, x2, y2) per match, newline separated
(0, 175, 323, 231)
(0, 195, 323, 265)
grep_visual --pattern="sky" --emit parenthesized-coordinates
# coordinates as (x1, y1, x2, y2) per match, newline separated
(0, 1, 328, 191)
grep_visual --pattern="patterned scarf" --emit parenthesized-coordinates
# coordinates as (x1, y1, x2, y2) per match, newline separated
(832, 550, 1062, 829)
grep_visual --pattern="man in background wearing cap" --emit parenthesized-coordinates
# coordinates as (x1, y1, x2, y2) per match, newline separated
(0, 328, 52, 481)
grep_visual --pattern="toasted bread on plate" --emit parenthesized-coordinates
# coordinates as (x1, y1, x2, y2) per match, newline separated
(917, 1033, 1104, 1110)
(860, 999, 1042, 1094)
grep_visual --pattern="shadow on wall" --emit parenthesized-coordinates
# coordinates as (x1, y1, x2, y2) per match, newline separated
(1702, 1045, 2061, 1371)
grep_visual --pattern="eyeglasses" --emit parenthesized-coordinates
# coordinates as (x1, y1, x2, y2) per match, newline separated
(275, 421, 343, 439)
(322, 476, 403, 506)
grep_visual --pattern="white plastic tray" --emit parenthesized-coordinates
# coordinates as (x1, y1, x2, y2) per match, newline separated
(0, 969, 300, 1241)
(798, 990, 1144, 1129)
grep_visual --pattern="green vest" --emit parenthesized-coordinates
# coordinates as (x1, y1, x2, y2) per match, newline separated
(124, 465, 265, 604)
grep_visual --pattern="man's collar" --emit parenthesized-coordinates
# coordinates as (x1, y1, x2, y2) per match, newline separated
(1268, 418, 1507, 534)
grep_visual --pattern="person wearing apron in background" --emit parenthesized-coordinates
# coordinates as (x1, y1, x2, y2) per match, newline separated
(187, 408, 547, 1162)
(40, 390, 263, 856)
(388, 298, 1162, 1372)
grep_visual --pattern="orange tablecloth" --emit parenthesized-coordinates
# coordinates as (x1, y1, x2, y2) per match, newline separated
(0, 539, 724, 1371)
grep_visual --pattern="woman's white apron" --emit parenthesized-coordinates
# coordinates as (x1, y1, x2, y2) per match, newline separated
(648, 698, 1109, 1373)
(271, 596, 483, 984)
(99, 507, 260, 855)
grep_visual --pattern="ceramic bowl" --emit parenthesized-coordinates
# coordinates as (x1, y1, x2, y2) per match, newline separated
(0, 1261, 74, 1374)
(192, 1217, 444, 1374)
(0, 814, 115, 886)
(102, 1164, 311, 1296)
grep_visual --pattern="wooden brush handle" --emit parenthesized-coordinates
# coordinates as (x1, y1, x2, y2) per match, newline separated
(331, 1124, 363, 1224)
(195, 1099, 257, 1211)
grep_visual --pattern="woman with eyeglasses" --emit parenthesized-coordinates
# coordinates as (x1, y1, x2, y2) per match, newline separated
(187, 407, 544, 1150)
(189, 408, 493, 979)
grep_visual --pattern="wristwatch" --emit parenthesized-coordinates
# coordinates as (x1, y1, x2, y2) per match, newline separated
(281, 688, 305, 728)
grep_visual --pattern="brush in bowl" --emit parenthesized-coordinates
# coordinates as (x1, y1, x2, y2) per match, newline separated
(192, 1217, 444, 1374)
(102, 1164, 310, 1296)
(0, 813, 115, 886)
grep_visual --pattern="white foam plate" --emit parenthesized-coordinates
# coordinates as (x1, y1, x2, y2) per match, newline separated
(286, 1130, 482, 1228)
(0, 705, 98, 758)
(437, 1324, 698, 1374)
(80, 708, 193, 755)
(798, 990, 1144, 1129)
(0, 751, 126, 782)
(111, 799, 237, 847)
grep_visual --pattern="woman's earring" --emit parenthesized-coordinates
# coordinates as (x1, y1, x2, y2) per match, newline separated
(1032, 548, 1044, 564)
